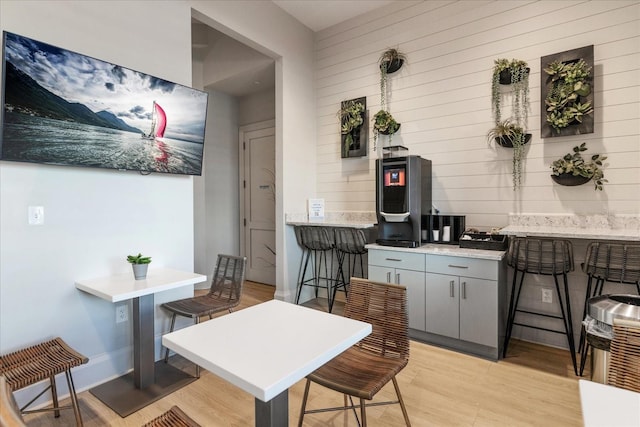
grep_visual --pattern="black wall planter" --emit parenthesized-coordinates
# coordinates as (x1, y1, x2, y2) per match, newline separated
(551, 173, 591, 186)
(541, 45, 594, 138)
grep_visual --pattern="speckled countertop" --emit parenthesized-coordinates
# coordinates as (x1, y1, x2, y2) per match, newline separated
(285, 212, 376, 228)
(365, 243, 505, 261)
(500, 214, 640, 241)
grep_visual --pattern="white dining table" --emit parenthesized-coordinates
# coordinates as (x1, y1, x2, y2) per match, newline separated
(76, 267, 207, 417)
(162, 299, 372, 427)
(579, 379, 640, 427)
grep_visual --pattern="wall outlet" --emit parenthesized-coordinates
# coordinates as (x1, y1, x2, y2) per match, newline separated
(116, 305, 128, 323)
(542, 288, 553, 304)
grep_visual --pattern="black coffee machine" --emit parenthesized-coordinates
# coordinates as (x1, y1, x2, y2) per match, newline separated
(376, 155, 432, 247)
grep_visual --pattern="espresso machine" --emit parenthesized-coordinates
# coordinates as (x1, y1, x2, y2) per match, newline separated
(376, 155, 432, 247)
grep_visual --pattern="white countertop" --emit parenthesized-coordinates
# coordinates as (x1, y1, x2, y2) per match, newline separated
(287, 220, 376, 228)
(579, 380, 640, 427)
(366, 243, 505, 261)
(162, 299, 371, 402)
(75, 267, 207, 302)
(500, 225, 640, 241)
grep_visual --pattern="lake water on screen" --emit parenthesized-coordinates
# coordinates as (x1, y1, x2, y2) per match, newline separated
(1, 113, 203, 175)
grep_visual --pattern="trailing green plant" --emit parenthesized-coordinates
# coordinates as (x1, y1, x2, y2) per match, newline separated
(486, 120, 528, 190)
(374, 48, 406, 151)
(491, 58, 529, 127)
(372, 109, 400, 149)
(338, 100, 365, 156)
(544, 59, 593, 133)
(127, 253, 152, 264)
(550, 142, 607, 190)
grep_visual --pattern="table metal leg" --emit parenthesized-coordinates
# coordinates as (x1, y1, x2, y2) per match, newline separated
(255, 390, 288, 427)
(133, 294, 154, 388)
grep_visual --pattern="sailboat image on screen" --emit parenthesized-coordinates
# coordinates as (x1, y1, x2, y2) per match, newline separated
(142, 101, 167, 140)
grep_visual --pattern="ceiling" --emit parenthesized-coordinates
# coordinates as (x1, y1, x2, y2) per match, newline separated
(272, 0, 395, 32)
(195, 1, 394, 96)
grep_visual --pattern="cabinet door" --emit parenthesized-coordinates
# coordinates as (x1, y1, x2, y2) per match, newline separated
(394, 268, 426, 332)
(368, 265, 394, 284)
(425, 272, 459, 339)
(459, 277, 498, 348)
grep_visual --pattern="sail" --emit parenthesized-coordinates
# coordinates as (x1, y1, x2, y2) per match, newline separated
(154, 103, 167, 138)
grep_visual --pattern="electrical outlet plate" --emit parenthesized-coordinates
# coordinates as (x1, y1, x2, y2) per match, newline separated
(542, 288, 553, 304)
(116, 305, 128, 323)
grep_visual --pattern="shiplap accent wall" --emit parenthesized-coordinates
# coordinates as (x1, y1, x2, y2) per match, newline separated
(314, 0, 640, 230)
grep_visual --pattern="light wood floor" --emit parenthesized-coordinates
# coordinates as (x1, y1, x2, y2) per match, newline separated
(24, 281, 585, 426)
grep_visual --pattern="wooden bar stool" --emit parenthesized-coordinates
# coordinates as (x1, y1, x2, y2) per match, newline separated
(332, 227, 368, 311)
(0, 337, 88, 426)
(578, 242, 640, 376)
(294, 225, 336, 311)
(503, 237, 578, 375)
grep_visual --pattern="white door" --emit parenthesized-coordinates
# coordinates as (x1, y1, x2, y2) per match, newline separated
(241, 125, 276, 285)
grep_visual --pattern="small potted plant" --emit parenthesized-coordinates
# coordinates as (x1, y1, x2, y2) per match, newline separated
(550, 142, 607, 190)
(127, 253, 152, 280)
(379, 48, 407, 74)
(487, 120, 531, 190)
(374, 48, 406, 152)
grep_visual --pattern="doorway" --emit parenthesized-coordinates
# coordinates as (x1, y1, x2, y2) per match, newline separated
(239, 122, 276, 285)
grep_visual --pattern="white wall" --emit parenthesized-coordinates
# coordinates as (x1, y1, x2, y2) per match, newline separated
(239, 88, 276, 125)
(0, 0, 315, 400)
(313, 0, 640, 350)
(0, 0, 197, 402)
(314, 0, 640, 228)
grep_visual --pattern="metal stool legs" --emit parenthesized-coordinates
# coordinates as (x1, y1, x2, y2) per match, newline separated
(294, 226, 336, 311)
(503, 238, 577, 375)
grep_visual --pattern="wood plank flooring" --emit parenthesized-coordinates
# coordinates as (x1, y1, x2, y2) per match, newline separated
(23, 281, 585, 426)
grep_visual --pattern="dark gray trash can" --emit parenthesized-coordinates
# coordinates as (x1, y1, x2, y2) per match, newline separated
(585, 294, 640, 383)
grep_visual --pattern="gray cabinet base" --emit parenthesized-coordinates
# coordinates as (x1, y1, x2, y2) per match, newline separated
(409, 329, 503, 361)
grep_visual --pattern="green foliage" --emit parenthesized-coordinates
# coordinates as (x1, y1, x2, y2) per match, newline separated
(372, 109, 399, 150)
(550, 142, 607, 190)
(338, 100, 365, 156)
(374, 48, 406, 151)
(544, 59, 593, 132)
(491, 58, 529, 126)
(486, 120, 528, 190)
(127, 253, 152, 264)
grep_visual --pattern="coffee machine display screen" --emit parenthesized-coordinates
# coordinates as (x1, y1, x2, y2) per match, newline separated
(384, 167, 406, 187)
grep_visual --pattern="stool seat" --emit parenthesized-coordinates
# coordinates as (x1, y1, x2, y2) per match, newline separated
(0, 337, 88, 426)
(295, 225, 337, 311)
(504, 238, 578, 375)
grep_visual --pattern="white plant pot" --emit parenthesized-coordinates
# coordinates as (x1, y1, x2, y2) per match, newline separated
(132, 264, 148, 280)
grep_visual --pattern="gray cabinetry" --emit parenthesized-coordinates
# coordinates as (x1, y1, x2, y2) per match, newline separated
(368, 250, 426, 331)
(368, 245, 505, 360)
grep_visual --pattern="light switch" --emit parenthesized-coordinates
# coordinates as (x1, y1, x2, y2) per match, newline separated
(28, 206, 44, 225)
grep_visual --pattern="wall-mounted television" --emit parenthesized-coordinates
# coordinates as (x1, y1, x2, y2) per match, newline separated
(0, 31, 208, 175)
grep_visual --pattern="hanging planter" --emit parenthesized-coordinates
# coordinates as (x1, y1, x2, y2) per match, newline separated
(550, 142, 607, 191)
(373, 48, 406, 152)
(486, 120, 529, 189)
(550, 173, 591, 187)
(498, 66, 530, 85)
(495, 132, 532, 148)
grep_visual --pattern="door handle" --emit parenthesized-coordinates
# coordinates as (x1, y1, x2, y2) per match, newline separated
(387, 272, 391, 283)
(448, 264, 469, 269)
(385, 258, 402, 262)
(450, 280, 455, 298)
(396, 273, 400, 284)
(462, 281, 466, 299)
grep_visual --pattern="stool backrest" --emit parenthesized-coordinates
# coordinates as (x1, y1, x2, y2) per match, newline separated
(507, 238, 574, 275)
(297, 226, 333, 251)
(207, 254, 247, 305)
(583, 242, 640, 284)
(333, 227, 367, 254)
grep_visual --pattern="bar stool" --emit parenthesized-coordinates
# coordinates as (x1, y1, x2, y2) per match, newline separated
(578, 242, 640, 376)
(332, 227, 368, 310)
(294, 225, 336, 311)
(503, 237, 578, 375)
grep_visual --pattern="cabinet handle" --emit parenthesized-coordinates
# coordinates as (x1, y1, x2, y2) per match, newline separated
(396, 273, 400, 284)
(462, 281, 466, 299)
(385, 258, 402, 262)
(448, 264, 469, 269)
(386, 272, 391, 283)
(450, 280, 455, 298)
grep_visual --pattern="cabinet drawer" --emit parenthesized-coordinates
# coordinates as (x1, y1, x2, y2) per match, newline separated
(426, 254, 497, 280)
(369, 249, 425, 271)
